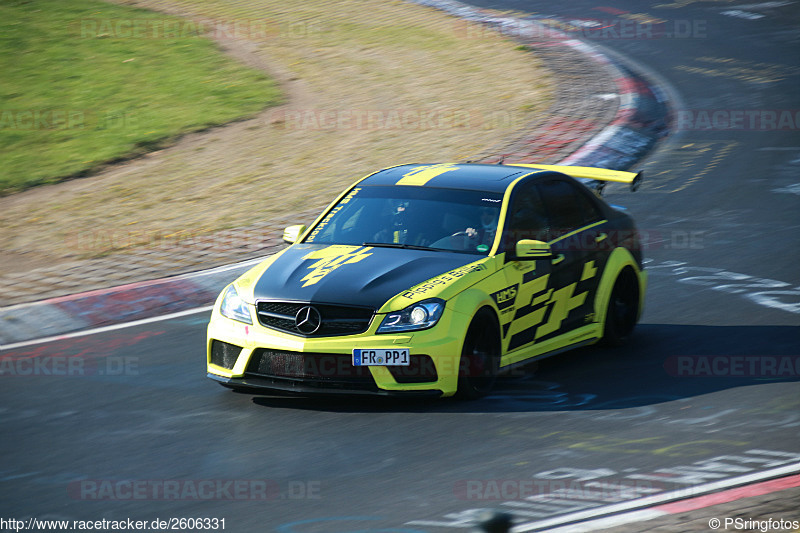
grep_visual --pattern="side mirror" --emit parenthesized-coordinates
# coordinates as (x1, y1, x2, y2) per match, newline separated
(514, 239, 552, 260)
(282, 224, 307, 244)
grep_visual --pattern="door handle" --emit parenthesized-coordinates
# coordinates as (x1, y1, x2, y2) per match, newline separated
(595, 232, 608, 243)
(552, 254, 565, 265)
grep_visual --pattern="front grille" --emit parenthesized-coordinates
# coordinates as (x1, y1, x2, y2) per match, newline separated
(255, 301, 374, 337)
(210, 340, 242, 370)
(246, 349, 373, 384)
(387, 355, 438, 383)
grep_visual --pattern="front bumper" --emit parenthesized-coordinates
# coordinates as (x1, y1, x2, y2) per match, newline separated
(208, 373, 443, 397)
(206, 309, 467, 397)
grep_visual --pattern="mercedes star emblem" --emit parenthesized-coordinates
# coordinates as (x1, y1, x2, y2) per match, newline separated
(295, 306, 322, 334)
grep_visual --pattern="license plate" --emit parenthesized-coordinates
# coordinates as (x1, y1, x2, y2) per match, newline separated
(352, 349, 410, 366)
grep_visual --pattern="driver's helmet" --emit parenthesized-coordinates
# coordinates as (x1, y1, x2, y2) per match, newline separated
(480, 206, 499, 232)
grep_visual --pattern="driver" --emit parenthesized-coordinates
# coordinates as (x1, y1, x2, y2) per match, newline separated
(466, 206, 499, 248)
(373, 200, 432, 246)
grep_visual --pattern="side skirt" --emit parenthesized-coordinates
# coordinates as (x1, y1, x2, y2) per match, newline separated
(499, 324, 601, 371)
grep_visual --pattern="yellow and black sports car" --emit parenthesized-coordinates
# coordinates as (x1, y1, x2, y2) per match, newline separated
(207, 163, 646, 399)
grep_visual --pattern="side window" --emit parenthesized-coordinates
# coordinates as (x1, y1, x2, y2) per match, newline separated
(537, 179, 602, 238)
(574, 186, 604, 224)
(503, 183, 550, 248)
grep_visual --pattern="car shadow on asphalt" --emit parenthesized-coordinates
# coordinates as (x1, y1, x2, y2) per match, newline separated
(249, 324, 799, 413)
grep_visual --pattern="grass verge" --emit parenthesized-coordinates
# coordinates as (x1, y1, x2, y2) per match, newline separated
(0, 0, 281, 194)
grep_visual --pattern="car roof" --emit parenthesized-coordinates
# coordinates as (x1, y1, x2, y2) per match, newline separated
(360, 163, 546, 193)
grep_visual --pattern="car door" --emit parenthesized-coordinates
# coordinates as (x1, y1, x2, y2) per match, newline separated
(536, 178, 607, 333)
(497, 177, 608, 359)
(497, 180, 557, 354)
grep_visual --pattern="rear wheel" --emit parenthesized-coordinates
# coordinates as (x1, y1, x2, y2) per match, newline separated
(456, 309, 500, 400)
(601, 268, 640, 346)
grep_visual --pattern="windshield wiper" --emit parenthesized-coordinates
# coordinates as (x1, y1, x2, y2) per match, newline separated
(362, 242, 441, 251)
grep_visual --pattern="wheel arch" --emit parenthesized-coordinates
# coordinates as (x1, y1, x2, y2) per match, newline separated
(454, 302, 503, 399)
(449, 288, 502, 340)
(467, 305, 502, 354)
(594, 247, 647, 327)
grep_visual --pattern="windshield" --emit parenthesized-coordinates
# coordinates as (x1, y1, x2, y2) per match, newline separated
(305, 185, 503, 255)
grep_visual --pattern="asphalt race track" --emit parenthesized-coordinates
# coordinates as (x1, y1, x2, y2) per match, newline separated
(1, 1, 799, 531)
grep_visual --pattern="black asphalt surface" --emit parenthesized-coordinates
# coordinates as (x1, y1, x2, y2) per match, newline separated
(2, 1, 799, 531)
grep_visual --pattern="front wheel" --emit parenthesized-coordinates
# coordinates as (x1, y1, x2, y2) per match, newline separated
(601, 268, 640, 346)
(456, 309, 500, 400)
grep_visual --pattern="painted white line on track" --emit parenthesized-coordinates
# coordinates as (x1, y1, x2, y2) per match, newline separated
(0, 306, 213, 352)
(540, 509, 664, 533)
(510, 461, 800, 532)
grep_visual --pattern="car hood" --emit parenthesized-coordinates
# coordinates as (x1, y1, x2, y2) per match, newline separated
(251, 243, 482, 309)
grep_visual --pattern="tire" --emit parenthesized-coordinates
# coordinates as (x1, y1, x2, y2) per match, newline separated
(601, 268, 640, 347)
(456, 309, 501, 400)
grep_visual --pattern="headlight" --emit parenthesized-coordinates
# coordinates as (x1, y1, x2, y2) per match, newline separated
(377, 299, 445, 333)
(219, 285, 252, 325)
